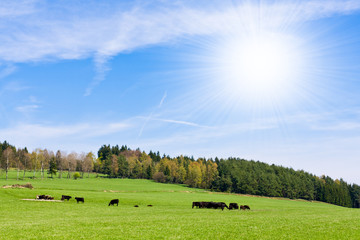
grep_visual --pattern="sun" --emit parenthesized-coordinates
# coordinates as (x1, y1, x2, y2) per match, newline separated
(210, 30, 305, 108)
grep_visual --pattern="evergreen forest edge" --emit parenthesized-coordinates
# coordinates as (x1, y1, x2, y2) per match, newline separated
(0, 140, 359, 208)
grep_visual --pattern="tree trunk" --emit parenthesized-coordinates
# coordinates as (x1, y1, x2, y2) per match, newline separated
(6, 156, 9, 180)
(41, 161, 44, 179)
(23, 160, 27, 180)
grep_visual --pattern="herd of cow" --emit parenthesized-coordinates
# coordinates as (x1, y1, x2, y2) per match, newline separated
(36, 195, 89, 204)
(36, 195, 249, 210)
(36, 195, 140, 206)
(192, 201, 250, 211)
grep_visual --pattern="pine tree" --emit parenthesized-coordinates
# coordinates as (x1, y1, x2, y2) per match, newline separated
(48, 156, 57, 178)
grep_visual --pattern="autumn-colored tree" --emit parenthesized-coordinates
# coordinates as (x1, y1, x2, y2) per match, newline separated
(204, 161, 218, 189)
(55, 150, 65, 178)
(42, 149, 53, 178)
(66, 152, 77, 178)
(127, 154, 137, 177)
(15, 148, 24, 180)
(34, 149, 45, 179)
(22, 151, 30, 180)
(83, 152, 95, 177)
(139, 152, 152, 178)
(3, 147, 14, 180)
(30, 151, 38, 178)
(153, 171, 166, 183)
(110, 154, 119, 177)
(186, 162, 202, 188)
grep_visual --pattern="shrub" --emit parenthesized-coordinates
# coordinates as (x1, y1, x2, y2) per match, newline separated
(73, 172, 81, 180)
(153, 172, 166, 183)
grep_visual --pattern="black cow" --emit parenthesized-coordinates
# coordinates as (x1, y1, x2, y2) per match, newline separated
(75, 197, 84, 203)
(229, 203, 239, 210)
(192, 202, 201, 208)
(215, 202, 229, 211)
(240, 205, 250, 210)
(61, 195, 72, 201)
(108, 199, 119, 206)
(200, 201, 211, 208)
(36, 195, 53, 200)
(196, 201, 228, 211)
(36, 195, 46, 200)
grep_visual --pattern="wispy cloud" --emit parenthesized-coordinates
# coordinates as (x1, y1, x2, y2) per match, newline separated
(0, 1, 359, 93)
(0, 64, 16, 79)
(0, 81, 28, 95)
(150, 117, 210, 128)
(0, 120, 131, 151)
(15, 104, 40, 113)
(0, 0, 38, 18)
(138, 91, 168, 137)
(158, 91, 167, 108)
(0, 0, 360, 96)
(84, 54, 111, 96)
(302, 0, 360, 18)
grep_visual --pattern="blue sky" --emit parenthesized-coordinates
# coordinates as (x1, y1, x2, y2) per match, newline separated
(1, 0, 360, 184)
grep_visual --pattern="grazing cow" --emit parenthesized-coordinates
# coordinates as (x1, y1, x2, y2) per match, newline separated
(240, 205, 250, 210)
(134, 205, 139, 207)
(229, 203, 239, 210)
(37, 195, 53, 200)
(61, 195, 72, 201)
(147, 205, 153, 207)
(108, 199, 119, 206)
(200, 201, 211, 208)
(75, 197, 84, 203)
(192, 202, 201, 208)
(36, 195, 46, 200)
(216, 202, 229, 211)
(195, 201, 228, 211)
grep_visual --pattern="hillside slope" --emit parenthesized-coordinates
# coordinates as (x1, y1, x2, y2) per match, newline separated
(1, 176, 359, 239)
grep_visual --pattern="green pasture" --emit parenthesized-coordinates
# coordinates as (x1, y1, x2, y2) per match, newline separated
(0, 171, 359, 239)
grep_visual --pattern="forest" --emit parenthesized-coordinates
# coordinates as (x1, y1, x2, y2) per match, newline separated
(1, 140, 359, 208)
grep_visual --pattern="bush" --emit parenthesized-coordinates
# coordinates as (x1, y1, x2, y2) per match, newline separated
(73, 172, 81, 180)
(153, 172, 166, 183)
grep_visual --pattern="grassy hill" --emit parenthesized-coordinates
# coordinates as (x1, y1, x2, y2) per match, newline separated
(1, 171, 359, 239)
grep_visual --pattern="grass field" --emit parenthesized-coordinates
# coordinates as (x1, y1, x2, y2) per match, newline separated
(1, 171, 360, 239)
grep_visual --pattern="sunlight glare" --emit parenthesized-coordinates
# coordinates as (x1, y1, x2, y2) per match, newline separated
(212, 31, 304, 108)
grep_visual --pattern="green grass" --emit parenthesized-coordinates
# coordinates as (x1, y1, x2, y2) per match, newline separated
(1, 171, 360, 239)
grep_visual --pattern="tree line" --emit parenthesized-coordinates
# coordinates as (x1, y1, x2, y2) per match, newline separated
(0, 141, 95, 180)
(1, 141, 359, 208)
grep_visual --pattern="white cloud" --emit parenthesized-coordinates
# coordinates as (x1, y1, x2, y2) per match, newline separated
(0, 0, 359, 94)
(0, 121, 131, 149)
(0, 81, 28, 95)
(151, 118, 206, 128)
(302, 0, 360, 18)
(0, 64, 16, 79)
(0, 0, 38, 18)
(15, 104, 40, 113)
(158, 91, 167, 108)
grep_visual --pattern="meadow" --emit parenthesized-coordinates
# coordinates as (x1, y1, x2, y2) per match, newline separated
(1, 171, 359, 239)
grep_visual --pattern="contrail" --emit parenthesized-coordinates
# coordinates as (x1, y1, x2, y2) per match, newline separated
(138, 91, 167, 137)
